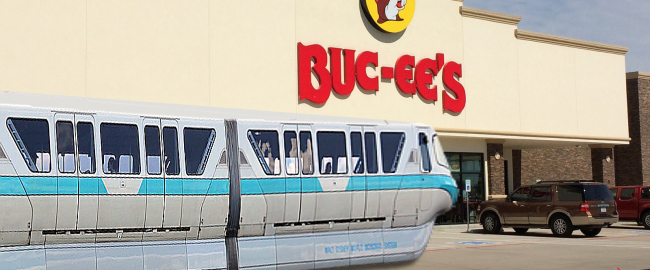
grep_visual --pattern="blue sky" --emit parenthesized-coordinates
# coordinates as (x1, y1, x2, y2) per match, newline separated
(464, 0, 650, 72)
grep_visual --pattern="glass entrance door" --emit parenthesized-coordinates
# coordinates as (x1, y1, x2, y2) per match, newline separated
(437, 152, 485, 224)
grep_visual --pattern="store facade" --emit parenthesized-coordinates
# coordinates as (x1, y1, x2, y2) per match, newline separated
(0, 0, 631, 223)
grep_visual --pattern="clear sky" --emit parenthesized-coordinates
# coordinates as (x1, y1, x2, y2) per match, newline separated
(464, 0, 650, 72)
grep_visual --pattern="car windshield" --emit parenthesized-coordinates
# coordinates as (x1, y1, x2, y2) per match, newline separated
(584, 184, 615, 201)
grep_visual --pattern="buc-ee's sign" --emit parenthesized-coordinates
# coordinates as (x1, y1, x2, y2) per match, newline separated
(297, 43, 467, 113)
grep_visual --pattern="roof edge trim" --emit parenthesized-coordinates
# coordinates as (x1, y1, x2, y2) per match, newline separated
(626, 72, 650, 80)
(435, 128, 631, 144)
(460, 7, 521, 25)
(515, 30, 629, 55)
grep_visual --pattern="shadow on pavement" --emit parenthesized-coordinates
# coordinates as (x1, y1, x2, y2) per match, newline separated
(465, 229, 605, 239)
(340, 261, 416, 270)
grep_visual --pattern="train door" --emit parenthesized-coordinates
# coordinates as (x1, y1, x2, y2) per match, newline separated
(161, 119, 182, 228)
(75, 114, 99, 232)
(282, 125, 300, 223)
(363, 127, 380, 219)
(348, 126, 366, 221)
(54, 113, 78, 231)
(142, 118, 164, 229)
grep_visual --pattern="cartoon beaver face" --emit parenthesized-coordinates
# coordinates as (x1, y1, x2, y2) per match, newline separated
(375, 0, 406, 24)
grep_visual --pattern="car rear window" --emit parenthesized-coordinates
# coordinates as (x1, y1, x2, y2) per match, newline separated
(584, 184, 615, 201)
(642, 188, 650, 198)
(557, 185, 583, 201)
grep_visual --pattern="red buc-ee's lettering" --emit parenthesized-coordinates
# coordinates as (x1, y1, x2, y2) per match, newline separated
(297, 43, 466, 113)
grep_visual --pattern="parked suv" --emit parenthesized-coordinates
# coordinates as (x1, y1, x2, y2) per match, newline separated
(478, 181, 618, 237)
(609, 186, 650, 229)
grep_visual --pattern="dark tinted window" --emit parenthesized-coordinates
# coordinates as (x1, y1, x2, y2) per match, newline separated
(145, 126, 161, 175)
(300, 131, 314, 175)
(511, 186, 531, 202)
(351, 132, 364, 174)
(609, 188, 618, 199)
(642, 188, 650, 198)
(248, 130, 280, 175)
(380, 132, 405, 173)
(57, 121, 75, 173)
(163, 127, 180, 175)
(419, 133, 431, 172)
(365, 132, 378, 174)
(557, 185, 583, 201)
(620, 188, 635, 200)
(7, 118, 51, 173)
(77, 122, 96, 174)
(531, 186, 552, 202)
(284, 131, 298, 175)
(584, 184, 615, 201)
(184, 128, 216, 175)
(317, 131, 347, 175)
(101, 123, 140, 174)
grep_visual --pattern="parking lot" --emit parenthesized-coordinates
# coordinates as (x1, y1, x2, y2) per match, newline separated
(345, 222, 650, 270)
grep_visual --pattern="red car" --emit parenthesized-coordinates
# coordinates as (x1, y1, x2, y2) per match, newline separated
(609, 186, 650, 229)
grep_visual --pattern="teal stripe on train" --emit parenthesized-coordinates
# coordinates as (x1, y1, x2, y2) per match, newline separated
(0, 174, 458, 203)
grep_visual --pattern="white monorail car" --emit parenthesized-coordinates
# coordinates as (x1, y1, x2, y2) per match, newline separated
(0, 92, 458, 270)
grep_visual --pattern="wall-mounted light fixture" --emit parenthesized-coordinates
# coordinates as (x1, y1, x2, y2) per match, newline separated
(606, 156, 611, 163)
(495, 152, 501, 160)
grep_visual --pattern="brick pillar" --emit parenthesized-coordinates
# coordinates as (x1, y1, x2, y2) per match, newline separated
(615, 72, 650, 186)
(590, 146, 615, 187)
(487, 140, 505, 196)
(512, 149, 522, 190)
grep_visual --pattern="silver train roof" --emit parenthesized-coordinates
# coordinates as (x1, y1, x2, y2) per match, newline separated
(0, 91, 422, 127)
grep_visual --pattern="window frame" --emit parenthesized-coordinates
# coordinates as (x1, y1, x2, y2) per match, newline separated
(350, 131, 364, 175)
(620, 188, 636, 200)
(284, 130, 299, 176)
(364, 132, 378, 174)
(530, 186, 552, 202)
(380, 131, 406, 174)
(432, 134, 449, 168)
(316, 131, 348, 175)
(56, 120, 76, 174)
(183, 127, 216, 176)
(163, 126, 180, 176)
(510, 186, 532, 202)
(299, 131, 314, 176)
(100, 122, 141, 175)
(7, 117, 52, 173)
(144, 125, 162, 175)
(418, 132, 432, 173)
(76, 121, 96, 175)
(247, 130, 281, 176)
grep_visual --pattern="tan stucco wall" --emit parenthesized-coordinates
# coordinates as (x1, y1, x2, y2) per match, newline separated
(0, 0, 629, 145)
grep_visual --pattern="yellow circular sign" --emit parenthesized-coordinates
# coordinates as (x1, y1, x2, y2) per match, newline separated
(361, 0, 415, 33)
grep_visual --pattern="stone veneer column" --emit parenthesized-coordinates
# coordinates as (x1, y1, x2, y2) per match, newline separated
(615, 72, 650, 186)
(590, 146, 615, 187)
(487, 140, 505, 196)
(512, 149, 522, 190)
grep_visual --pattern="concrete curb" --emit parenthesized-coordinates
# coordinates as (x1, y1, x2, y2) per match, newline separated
(433, 223, 482, 232)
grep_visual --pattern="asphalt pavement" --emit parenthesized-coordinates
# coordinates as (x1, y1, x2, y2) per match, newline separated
(342, 222, 650, 270)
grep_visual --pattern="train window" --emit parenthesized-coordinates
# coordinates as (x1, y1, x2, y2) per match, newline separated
(433, 135, 449, 168)
(145, 126, 161, 175)
(163, 127, 180, 175)
(101, 123, 140, 174)
(56, 121, 75, 173)
(7, 118, 51, 173)
(248, 130, 280, 175)
(184, 128, 216, 175)
(317, 131, 347, 175)
(284, 131, 298, 175)
(300, 131, 314, 175)
(419, 133, 431, 172)
(77, 122, 96, 174)
(380, 132, 405, 173)
(364, 132, 378, 174)
(351, 132, 364, 174)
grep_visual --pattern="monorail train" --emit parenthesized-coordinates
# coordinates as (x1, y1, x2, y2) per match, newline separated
(0, 92, 458, 270)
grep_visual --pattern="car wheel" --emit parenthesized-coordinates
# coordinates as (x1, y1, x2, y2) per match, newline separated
(550, 215, 573, 237)
(642, 212, 650, 230)
(482, 212, 502, 234)
(514, 228, 529, 234)
(580, 228, 601, 237)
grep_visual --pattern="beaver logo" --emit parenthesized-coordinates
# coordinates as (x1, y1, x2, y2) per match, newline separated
(361, 0, 415, 33)
(376, 0, 406, 24)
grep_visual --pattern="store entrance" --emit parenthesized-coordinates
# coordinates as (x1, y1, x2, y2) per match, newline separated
(436, 152, 485, 224)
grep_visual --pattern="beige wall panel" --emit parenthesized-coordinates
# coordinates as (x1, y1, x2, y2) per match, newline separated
(86, 0, 210, 106)
(462, 18, 521, 132)
(295, 0, 465, 129)
(517, 41, 578, 135)
(0, 0, 86, 96)
(209, 0, 297, 112)
(574, 50, 628, 138)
